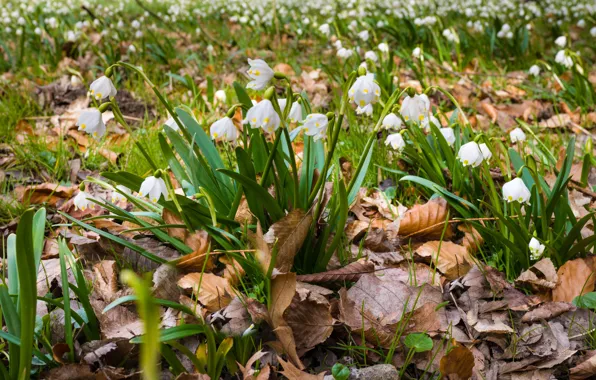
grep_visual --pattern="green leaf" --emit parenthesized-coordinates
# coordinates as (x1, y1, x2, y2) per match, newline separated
(58, 240, 74, 362)
(404, 333, 433, 353)
(348, 138, 374, 205)
(332, 363, 350, 380)
(573, 292, 596, 309)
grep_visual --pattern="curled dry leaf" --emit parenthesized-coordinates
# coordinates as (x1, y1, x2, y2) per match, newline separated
(221, 255, 246, 286)
(162, 209, 210, 254)
(521, 302, 576, 323)
(220, 296, 252, 337)
(152, 264, 180, 302)
(248, 222, 271, 275)
(539, 113, 571, 129)
(516, 258, 558, 292)
(93, 260, 119, 303)
(439, 343, 475, 379)
(177, 273, 234, 312)
(398, 198, 452, 239)
(480, 102, 498, 123)
(295, 259, 374, 284)
(458, 224, 484, 254)
(238, 350, 270, 380)
(552, 258, 596, 303)
(15, 183, 77, 207)
(415, 241, 472, 280)
(570, 351, 596, 380)
(264, 209, 313, 273)
(269, 273, 303, 369)
(277, 356, 324, 380)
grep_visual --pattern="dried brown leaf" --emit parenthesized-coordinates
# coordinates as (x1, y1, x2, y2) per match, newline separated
(416, 241, 472, 280)
(552, 258, 596, 302)
(264, 209, 313, 273)
(516, 258, 558, 291)
(277, 356, 324, 380)
(398, 198, 451, 239)
(269, 273, 302, 369)
(521, 302, 576, 323)
(439, 344, 475, 379)
(570, 351, 596, 380)
(295, 260, 374, 283)
(481, 102, 498, 123)
(177, 273, 234, 312)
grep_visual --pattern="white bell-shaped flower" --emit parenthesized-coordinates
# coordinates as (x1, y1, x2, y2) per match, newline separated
(210, 117, 238, 142)
(77, 109, 106, 139)
(246, 58, 274, 90)
(74, 191, 96, 211)
(164, 117, 183, 135)
(555, 50, 573, 68)
(457, 142, 484, 167)
(412, 47, 421, 58)
(302, 113, 328, 141)
(364, 50, 378, 62)
(111, 185, 131, 203)
(529, 237, 545, 260)
(554, 36, 566, 47)
(382, 113, 403, 130)
(214, 90, 227, 104)
(337, 48, 354, 59)
(502, 178, 531, 204)
(528, 65, 540, 76)
(400, 94, 430, 123)
(349, 73, 380, 114)
(422, 114, 441, 131)
(385, 133, 405, 151)
(318, 23, 330, 36)
(378, 42, 389, 53)
(440, 127, 455, 146)
(510, 127, 526, 143)
(479, 143, 492, 161)
(243, 99, 280, 134)
(89, 76, 117, 101)
(139, 176, 169, 203)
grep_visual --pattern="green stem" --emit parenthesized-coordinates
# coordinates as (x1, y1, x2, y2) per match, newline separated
(259, 129, 283, 187)
(111, 101, 157, 170)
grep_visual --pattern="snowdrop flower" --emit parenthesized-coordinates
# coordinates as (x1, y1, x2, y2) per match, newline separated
(502, 178, 531, 204)
(457, 142, 484, 167)
(111, 185, 131, 203)
(358, 30, 369, 41)
(364, 50, 378, 62)
(400, 94, 430, 123)
(131, 19, 141, 29)
(591, 27, 596, 37)
(554, 35, 566, 47)
(412, 47, 421, 58)
(509, 127, 526, 143)
(479, 143, 492, 161)
(577, 20, 585, 29)
(528, 65, 541, 76)
(302, 113, 328, 141)
(77, 109, 106, 139)
(214, 90, 227, 104)
(210, 117, 238, 142)
(164, 117, 182, 134)
(337, 48, 354, 59)
(128, 44, 137, 54)
(440, 127, 456, 146)
(34, 27, 42, 35)
(382, 113, 402, 130)
(89, 76, 117, 101)
(135, 31, 143, 39)
(318, 23, 330, 36)
(139, 176, 169, 203)
(246, 59, 274, 90)
(529, 238, 545, 260)
(378, 42, 389, 53)
(555, 50, 573, 68)
(333, 40, 343, 50)
(278, 98, 302, 123)
(348, 73, 380, 115)
(422, 114, 441, 131)
(74, 191, 95, 211)
(243, 99, 280, 134)
(385, 133, 405, 151)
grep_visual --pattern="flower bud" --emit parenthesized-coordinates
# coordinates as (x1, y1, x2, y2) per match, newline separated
(273, 72, 288, 80)
(263, 87, 275, 100)
(585, 138, 592, 155)
(406, 87, 416, 98)
(357, 66, 367, 77)
(326, 112, 335, 120)
(79, 182, 86, 191)
(98, 102, 111, 113)
(154, 169, 163, 179)
(105, 66, 114, 78)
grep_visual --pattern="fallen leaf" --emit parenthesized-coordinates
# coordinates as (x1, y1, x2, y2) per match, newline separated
(439, 343, 475, 379)
(416, 241, 472, 280)
(570, 351, 596, 380)
(521, 302, 576, 323)
(93, 260, 119, 303)
(269, 273, 303, 369)
(480, 102, 498, 123)
(398, 198, 452, 239)
(539, 114, 571, 129)
(295, 259, 374, 283)
(277, 356, 324, 380)
(516, 258, 558, 292)
(177, 273, 234, 312)
(552, 258, 596, 302)
(264, 209, 313, 273)
(16, 183, 77, 207)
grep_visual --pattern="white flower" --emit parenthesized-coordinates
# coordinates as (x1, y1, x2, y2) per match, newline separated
(382, 113, 402, 130)
(529, 237, 545, 260)
(510, 127, 526, 143)
(111, 185, 131, 203)
(164, 117, 182, 134)
(364, 50, 378, 62)
(577, 20, 585, 29)
(400, 94, 430, 123)
(214, 90, 227, 104)
(210, 117, 238, 142)
(139, 176, 169, 203)
(502, 178, 531, 204)
(385, 133, 405, 151)
(422, 114, 441, 131)
(337, 48, 354, 59)
(89, 76, 117, 101)
(554, 35, 566, 47)
(358, 30, 369, 41)
(440, 127, 456, 146)
(278, 99, 302, 123)
(77, 109, 106, 139)
(412, 47, 421, 58)
(528, 65, 541, 76)
(479, 143, 492, 161)
(302, 114, 328, 141)
(591, 27, 596, 37)
(457, 142, 484, 167)
(349, 73, 380, 114)
(74, 191, 96, 211)
(246, 58, 274, 90)
(243, 99, 280, 134)
(378, 42, 389, 53)
(333, 40, 343, 50)
(555, 50, 573, 68)
(318, 23, 330, 36)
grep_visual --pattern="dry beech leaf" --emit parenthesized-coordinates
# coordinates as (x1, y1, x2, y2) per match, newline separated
(552, 258, 596, 303)
(264, 209, 313, 273)
(221, 255, 246, 286)
(539, 113, 571, 129)
(398, 198, 452, 239)
(248, 222, 271, 275)
(521, 302, 576, 323)
(15, 183, 77, 207)
(162, 209, 210, 254)
(481, 102, 498, 123)
(458, 224, 484, 254)
(269, 273, 303, 369)
(238, 350, 270, 380)
(177, 273, 234, 312)
(416, 241, 472, 280)
(295, 259, 374, 283)
(570, 351, 596, 380)
(439, 343, 475, 379)
(93, 260, 119, 303)
(277, 356, 324, 380)
(516, 258, 558, 291)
